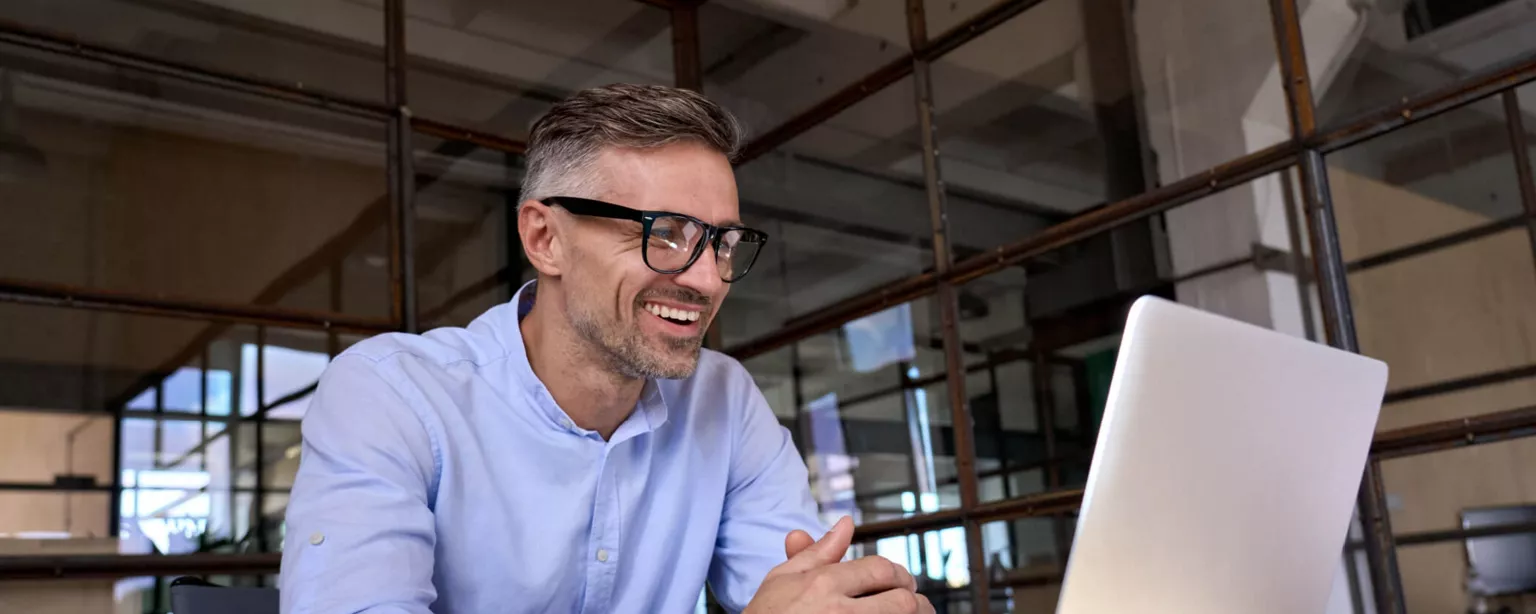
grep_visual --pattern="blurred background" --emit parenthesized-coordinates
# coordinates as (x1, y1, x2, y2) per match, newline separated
(0, 0, 1534, 612)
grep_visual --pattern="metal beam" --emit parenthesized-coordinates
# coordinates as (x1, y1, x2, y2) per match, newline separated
(1372, 404, 1536, 460)
(386, 0, 418, 334)
(1269, 0, 1404, 610)
(0, 277, 394, 334)
(905, 0, 989, 607)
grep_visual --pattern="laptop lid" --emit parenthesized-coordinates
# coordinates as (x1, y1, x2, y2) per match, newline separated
(1056, 296, 1387, 614)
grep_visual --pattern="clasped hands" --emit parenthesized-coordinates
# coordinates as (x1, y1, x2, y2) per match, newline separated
(744, 517, 936, 614)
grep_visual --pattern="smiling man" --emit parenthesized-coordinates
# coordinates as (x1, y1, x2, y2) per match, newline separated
(279, 84, 934, 614)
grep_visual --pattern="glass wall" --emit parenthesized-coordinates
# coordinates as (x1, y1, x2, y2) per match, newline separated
(2, 0, 1536, 613)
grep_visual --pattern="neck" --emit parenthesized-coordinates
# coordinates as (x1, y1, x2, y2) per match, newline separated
(519, 287, 645, 440)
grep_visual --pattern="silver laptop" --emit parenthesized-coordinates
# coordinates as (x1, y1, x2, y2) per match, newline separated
(1056, 296, 1388, 614)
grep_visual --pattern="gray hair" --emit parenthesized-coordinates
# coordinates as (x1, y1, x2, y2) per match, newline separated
(518, 83, 745, 204)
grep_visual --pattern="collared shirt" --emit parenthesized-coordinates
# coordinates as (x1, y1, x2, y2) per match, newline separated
(279, 282, 821, 614)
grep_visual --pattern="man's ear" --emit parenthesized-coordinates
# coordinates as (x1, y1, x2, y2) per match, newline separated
(518, 200, 564, 277)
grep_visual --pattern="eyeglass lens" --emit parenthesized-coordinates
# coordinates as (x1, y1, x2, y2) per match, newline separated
(646, 215, 763, 281)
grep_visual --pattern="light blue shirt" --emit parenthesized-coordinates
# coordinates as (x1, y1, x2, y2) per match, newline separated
(279, 282, 821, 613)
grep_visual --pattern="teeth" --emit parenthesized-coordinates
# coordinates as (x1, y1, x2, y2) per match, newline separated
(644, 302, 701, 323)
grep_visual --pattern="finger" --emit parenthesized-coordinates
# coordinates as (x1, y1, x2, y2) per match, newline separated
(846, 588, 925, 614)
(819, 556, 916, 597)
(777, 516, 853, 574)
(784, 529, 814, 560)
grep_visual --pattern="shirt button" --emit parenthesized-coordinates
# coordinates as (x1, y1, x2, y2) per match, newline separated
(559, 417, 574, 430)
(596, 548, 609, 563)
(309, 533, 325, 546)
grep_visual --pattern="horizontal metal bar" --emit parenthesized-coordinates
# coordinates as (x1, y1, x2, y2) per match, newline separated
(1346, 215, 1530, 273)
(1312, 48, 1536, 154)
(0, 481, 113, 493)
(412, 117, 528, 156)
(737, 0, 1052, 164)
(737, 56, 912, 163)
(1372, 404, 1536, 460)
(1384, 363, 1536, 405)
(0, 553, 281, 581)
(1345, 520, 1536, 552)
(853, 488, 1084, 543)
(0, 277, 395, 334)
(0, 18, 390, 120)
(1394, 520, 1536, 547)
(0, 19, 531, 159)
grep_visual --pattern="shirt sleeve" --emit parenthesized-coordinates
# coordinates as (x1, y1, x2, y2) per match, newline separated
(708, 368, 825, 613)
(279, 354, 440, 614)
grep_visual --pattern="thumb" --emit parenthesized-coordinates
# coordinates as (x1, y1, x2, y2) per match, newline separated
(784, 529, 815, 560)
(778, 516, 853, 574)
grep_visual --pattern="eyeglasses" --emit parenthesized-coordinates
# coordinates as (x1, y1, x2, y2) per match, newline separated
(542, 196, 769, 283)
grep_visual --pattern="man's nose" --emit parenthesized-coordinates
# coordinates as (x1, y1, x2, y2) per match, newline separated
(673, 246, 723, 299)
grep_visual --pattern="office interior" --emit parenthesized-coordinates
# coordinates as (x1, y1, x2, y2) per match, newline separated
(0, 0, 1534, 612)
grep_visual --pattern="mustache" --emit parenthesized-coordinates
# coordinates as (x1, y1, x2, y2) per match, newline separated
(637, 287, 711, 308)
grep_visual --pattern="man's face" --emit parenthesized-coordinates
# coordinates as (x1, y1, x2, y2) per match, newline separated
(558, 142, 739, 379)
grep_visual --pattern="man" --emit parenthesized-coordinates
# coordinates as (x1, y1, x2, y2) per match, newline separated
(279, 84, 935, 614)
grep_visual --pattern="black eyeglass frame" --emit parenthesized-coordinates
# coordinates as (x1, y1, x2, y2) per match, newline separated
(542, 196, 769, 282)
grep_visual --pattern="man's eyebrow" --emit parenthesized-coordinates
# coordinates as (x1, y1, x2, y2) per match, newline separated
(716, 218, 744, 227)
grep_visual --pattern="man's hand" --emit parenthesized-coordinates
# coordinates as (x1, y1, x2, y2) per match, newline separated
(744, 517, 935, 614)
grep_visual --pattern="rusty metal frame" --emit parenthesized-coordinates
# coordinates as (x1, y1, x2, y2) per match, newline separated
(903, 0, 990, 608)
(1268, 0, 1403, 611)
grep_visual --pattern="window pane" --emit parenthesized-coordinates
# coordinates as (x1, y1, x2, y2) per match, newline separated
(1308, 0, 1536, 125)
(1381, 438, 1536, 612)
(1330, 103, 1526, 264)
(414, 134, 524, 330)
(979, 518, 1067, 612)
(0, 303, 213, 413)
(0, 0, 386, 103)
(744, 298, 958, 524)
(0, 491, 111, 536)
(406, 1, 672, 136)
(0, 44, 391, 316)
(854, 526, 979, 610)
(1351, 229, 1536, 403)
(0, 410, 113, 486)
(720, 76, 935, 347)
(700, 1, 908, 142)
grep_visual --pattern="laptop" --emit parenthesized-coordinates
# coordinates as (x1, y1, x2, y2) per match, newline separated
(1056, 296, 1388, 614)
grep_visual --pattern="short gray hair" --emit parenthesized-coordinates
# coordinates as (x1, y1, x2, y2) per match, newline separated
(518, 84, 745, 204)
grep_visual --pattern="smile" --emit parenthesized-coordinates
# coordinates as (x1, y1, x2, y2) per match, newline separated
(644, 302, 702, 325)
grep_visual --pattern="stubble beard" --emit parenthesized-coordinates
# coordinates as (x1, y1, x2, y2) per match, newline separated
(569, 300, 704, 380)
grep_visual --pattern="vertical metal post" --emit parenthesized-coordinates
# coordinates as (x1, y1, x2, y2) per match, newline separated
(1269, 1, 1404, 611)
(328, 262, 343, 357)
(254, 326, 268, 555)
(671, 2, 703, 92)
(904, 0, 989, 610)
(385, 0, 419, 334)
(1502, 90, 1536, 265)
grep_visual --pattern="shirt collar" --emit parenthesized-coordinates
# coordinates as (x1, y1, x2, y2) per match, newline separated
(491, 280, 670, 438)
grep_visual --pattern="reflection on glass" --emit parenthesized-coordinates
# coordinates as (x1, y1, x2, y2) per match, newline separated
(720, 77, 936, 348)
(742, 299, 959, 524)
(406, 1, 672, 136)
(0, 492, 112, 537)
(1330, 103, 1524, 263)
(1309, 0, 1536, 125)
(415, 135, 524, 330)
(699, 1, 907, 139)
(0, 0, 386, 103)
(1349, 230, 1536, 396)
(0, 44, 391, 316)
(856, 527, 979, 609)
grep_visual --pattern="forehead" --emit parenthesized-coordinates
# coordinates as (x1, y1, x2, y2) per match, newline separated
(592, 142, 740, 225)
